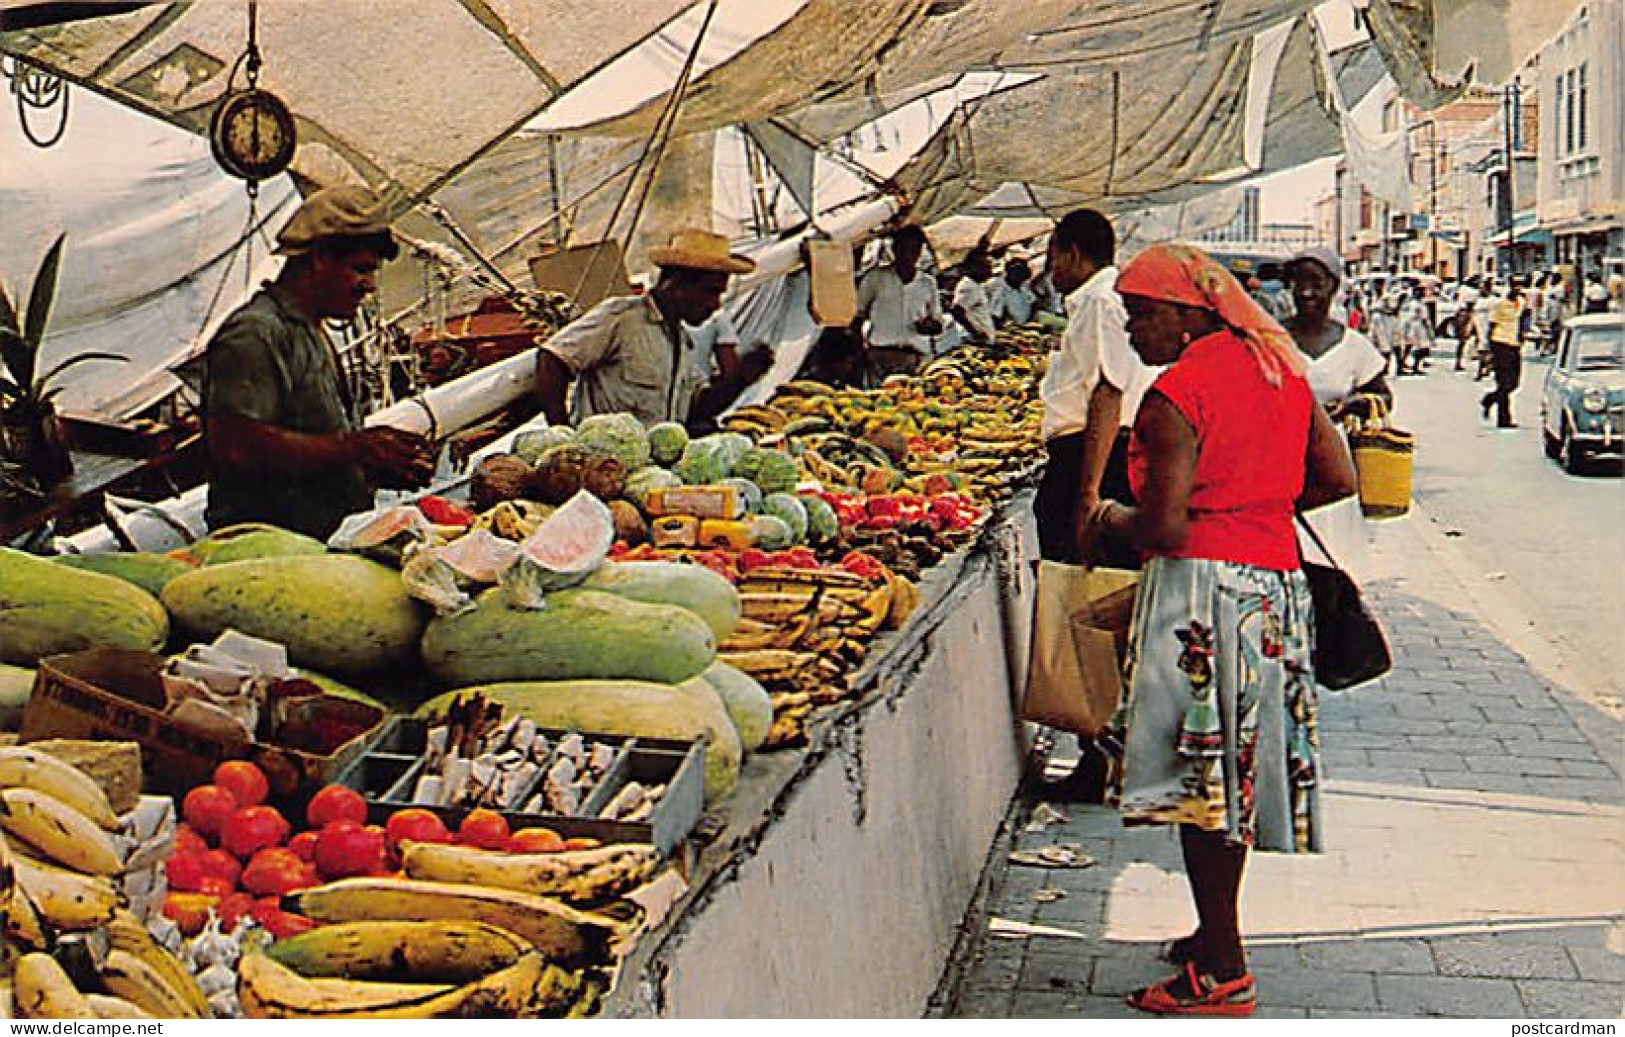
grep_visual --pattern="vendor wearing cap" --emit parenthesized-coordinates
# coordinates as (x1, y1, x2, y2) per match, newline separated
(201, 185, 435, 540)
(535, 229, 768, 430)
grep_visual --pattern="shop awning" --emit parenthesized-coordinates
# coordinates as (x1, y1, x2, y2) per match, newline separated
(1490, 213, 1552, 247)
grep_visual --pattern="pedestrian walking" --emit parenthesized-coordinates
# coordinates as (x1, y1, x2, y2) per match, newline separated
(1480, 282, 1525, 428)
(1452, 277, 1482, 371)
(1082, 243, 1357, 1017)
(1283, 247, 1390, 419)
(1397, 288, 1434, 375)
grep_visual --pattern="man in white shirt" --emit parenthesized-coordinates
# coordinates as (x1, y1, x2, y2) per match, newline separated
(1033, 209, 1147, 802)
(950, 246, 998, 346)
(852, 224, 945, 384)
(993, 257, 1037, 327)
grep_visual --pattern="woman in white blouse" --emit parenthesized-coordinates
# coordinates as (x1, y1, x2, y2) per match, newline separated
(1284, 248, 1392, 421)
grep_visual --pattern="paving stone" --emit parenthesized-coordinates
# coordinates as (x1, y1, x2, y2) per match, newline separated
(1369, 748, 1463, 771)
(1030, 993, 1146, 1019)
(1451, 721, 1542, 740)
(1424, 771, 1537, 794)
(1376, 975, 1525, 1017)
(1249, 968, 1381, 1011)
(1031, 890, 1108, 928)
(1516, 980, 1625, 1017)
(1353, 767, 1427, 786)
(1361, 715, 1448, 735)
(953, 987, 1014, 1017)
(1300, 939, 1438, 975)
(1568, 947, 1625, 983)
(1089, 955, 1179, 997)
(1464, 754, 1571, 776)
(1538, 725, 1594, 743)
(1527, 777, 1625, 802)
(1561, 760, 1622, 780)
(1019, 944, 1091, 992)
(1254, 1005, 1312, 1018)
(1480, 704, 1573, 725)
(1431, 937, 1580, 979)
(1418, 735, 1509, 755)
(1499, 739, 1609, 762)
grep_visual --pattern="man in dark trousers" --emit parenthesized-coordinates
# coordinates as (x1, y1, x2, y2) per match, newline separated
(202, 185, 434, 539)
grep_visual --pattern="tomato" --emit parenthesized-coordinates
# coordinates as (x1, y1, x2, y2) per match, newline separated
(286, 830, 320, 863)
(221, 805, 291, 860)
(385, 808, 452, 852)
(305, 784, 368, 830)
(313, 820, 387, 880)
(242, 847, 318, 896)
(196, 874, 235, 897)
(251, 899, 315, 940)
(164, 851, 209, 893)
(866, 496, 902, 520)
(173, 825, 209, 857)
(161, 892, 217, 937)
(506, 827, 565, 853)
(198, 848, 242, 888)
(213, 760, 270, 808)
(218, 891, 257, 931)
(181, 785, 239, 840)
(456, 809, 510, 851)
(737, 549, 772, 573)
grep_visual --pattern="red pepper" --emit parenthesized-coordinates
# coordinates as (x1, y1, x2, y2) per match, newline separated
(839, 551, 887, 582)
(739, 549, 773, 573)
(416, 495, 475, 527)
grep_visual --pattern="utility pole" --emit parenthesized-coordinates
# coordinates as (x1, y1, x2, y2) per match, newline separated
(1501, 77, 1521, 277)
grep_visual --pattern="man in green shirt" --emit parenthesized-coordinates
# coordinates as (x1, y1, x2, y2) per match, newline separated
(203, 185, 434, 538)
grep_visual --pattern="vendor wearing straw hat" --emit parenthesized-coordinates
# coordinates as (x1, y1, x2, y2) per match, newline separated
(536, 229, 770, 430)
(201, 185, 434, 539)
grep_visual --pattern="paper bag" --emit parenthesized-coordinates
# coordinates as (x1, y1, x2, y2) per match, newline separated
(1021, 563, 1138, 735)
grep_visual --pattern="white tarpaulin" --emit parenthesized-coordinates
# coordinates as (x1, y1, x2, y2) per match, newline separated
(0, 87, 298, 419)
(0, 0, 694, 201)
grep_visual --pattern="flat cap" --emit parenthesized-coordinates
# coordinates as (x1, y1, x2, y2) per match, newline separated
(276, 185, 395, 255)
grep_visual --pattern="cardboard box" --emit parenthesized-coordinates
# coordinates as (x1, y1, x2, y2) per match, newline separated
(22, 650, 388, 799)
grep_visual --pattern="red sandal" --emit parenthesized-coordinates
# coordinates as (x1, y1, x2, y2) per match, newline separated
(1127, 961, 1257, 1017)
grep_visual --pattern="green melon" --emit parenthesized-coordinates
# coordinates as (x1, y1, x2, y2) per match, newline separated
(698, 661, 773, 751)
(580, 560, 741, 640)
(54, 551, 195, 597)
(0, 548, 169, 666)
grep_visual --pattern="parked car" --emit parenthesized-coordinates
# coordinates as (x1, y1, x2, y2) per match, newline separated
(1540, 314, 1624, 473)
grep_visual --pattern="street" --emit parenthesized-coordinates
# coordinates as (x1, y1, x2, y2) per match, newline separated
(946, 343, 1625, 1019)
(1391, 348, 1624, 703)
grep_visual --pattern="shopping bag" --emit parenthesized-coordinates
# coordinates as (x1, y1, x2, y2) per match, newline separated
(1346, 395, 1414, 519)
(1298, 518, 1391, 690)
(1021, 562, 1138, 734)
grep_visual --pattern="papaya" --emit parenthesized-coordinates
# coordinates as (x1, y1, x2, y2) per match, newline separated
(176, 523, 327, 567)
(0, 548, 169, 666)
(53, 551, 195, 597)
(417, 677, 741, 802)
(161, 555, 425, 678)
(420, 589, 714, 689)
(0, 663, 35, 731)
(579, 561, 740, 640)
(698, 661, 773, 751)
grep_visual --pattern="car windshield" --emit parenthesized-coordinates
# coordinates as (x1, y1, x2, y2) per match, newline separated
(1572, 327, 1622, 371)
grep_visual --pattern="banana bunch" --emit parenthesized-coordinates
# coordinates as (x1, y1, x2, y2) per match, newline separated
(4, 909, 209, 1019)
(398, 841, 660, 906)
(283, 876, 627, 966)
(238, 944, 593, 1019)
(720, 404, 791, 437)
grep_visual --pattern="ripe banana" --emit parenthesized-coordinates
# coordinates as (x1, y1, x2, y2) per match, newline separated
(86, 994, 155, 1019)
(13, 858, 119, 931)
(0, 749, 119, 832)
(100, 948, 203, 1018)
(284, 877, 623, 964)
(13, 952, 95, 1019)
(240, 948, 576, 1019)
(265, 920, 529, 983)
(105, 909, 210, 1018)
(0, 788, 124, 875)
(399, 841, 661, 905)
(3, 886, 48, 951)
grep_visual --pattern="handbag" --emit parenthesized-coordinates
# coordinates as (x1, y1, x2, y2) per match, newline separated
(1345, 395, 1414, 519)
(1297, 516, 1391, 690)
(1021, 562, 1138, 734)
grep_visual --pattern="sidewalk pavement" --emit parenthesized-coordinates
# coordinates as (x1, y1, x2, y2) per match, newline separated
(944, 508, 1625, 1019)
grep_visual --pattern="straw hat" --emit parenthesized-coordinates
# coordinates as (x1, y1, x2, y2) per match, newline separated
(648, 229, 756, 275)
(277, 185, 397, 255)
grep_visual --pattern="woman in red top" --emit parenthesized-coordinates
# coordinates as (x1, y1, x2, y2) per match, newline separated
(1084, 244, 1356, 1016)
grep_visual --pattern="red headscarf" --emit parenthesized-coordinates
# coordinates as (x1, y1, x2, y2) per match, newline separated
(1117, 243, 1307, 386)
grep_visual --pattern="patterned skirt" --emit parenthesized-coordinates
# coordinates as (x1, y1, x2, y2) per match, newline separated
(1107, 556, 1322, 853)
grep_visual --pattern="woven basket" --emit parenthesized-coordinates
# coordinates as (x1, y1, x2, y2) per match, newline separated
(1347, 396, 1413, 518)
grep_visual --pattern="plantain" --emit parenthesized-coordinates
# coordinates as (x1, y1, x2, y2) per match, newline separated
(99, 948, 202, 1018)
(718, 649, 821, 682)
(0, 789, 124, 876)
(105, 909, 210, 1018)
(0, 749, 120, 832)
(265, 920, 529, 984)
(86, 994, 156, 1019)
(240, 948, 578, 1019)
(399, 842, 660, 906)
(13, 952, 95, 1019)
(284, 877, 623, 965)
(12, 857, 119, 931)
